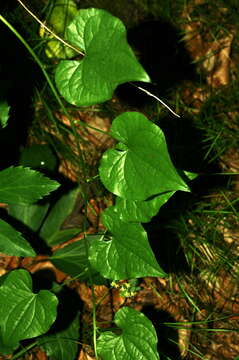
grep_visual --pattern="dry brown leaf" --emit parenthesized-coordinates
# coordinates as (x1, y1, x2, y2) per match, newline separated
(206, 34, 234, 87)
(76, 283, 110, 309)
(181, 1, 234, 88)
(78, 346, 95, 360)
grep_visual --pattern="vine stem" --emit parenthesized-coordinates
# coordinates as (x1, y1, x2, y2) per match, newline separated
(0, 14, 109, 139)
(11, 341, 37, 360)
(91, 285, 99, 359)
(0, 13, 100, 358)
(16, 0, 84, 56)
(0, 13, 87, 178)
(16, 0, 180, 119)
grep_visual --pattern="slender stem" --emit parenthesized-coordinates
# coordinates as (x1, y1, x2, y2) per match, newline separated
(130, 83, 181, 118)
(11, 342, 37, 360)
(0, 13, 102, 358)
(0, 14, 65, 122)
(91, 285, 99, 359)
(16, 0, 84, 56)
(0, 13, 86, 176)
(15, 1, 180, 120)
(0, 15, 109, 137)
(12, 1, 106, 136)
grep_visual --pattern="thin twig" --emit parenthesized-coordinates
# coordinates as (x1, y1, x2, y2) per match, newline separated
(131, 83, 181, 118)
(16, 0, 84, 56)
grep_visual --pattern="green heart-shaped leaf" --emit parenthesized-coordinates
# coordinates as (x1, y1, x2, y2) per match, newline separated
(114, 191, 175, 223)
(97, 307, 159, 360)
(99, 112, 189, 201)
(113, 171, 198, 222)
(0, 269, 58, 352)
(89, 207, 166, 280)
(55, 8, 150, 106)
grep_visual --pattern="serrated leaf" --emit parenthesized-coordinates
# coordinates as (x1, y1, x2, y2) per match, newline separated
(8, 202, 50, 233)
(0, 269, 58, 351)
(39, 313, 79, 360)
(0, 100, 10, 128)
(0, 166, 59, 205)
(40, 187, 81, 246)
(0, 219, 36, 256)
(50, 237, 100, 280)
(114, 191, 175, 223)
(55, 8, 150, 106)
(89, 207, 166, 280)
(99, 112, 189, 201)
(97, 307, 159, 360)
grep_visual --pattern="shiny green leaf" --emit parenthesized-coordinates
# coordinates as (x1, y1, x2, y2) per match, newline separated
(114, 191, 175, 223)
(89, 207, 166, 280)
(55, 8, 150, 106)
(113, 170, 198, 222)
(0, 269, 58, 352)
(50, 237, 100, 280)
(39, 313, 79, 360)
(0, 166, 59, 205)
(99, 112, 189, 200)
(97, 307, 159, 360)
(0, 330, 16, 355)
(0, 219, 36, 256)
(8, 202, 50, 233)
(40, 187, 81, 246)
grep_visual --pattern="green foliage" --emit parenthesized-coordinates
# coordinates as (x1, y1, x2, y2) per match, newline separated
(113, 192, 175, 223)
(40, 0, 78, 59)
(0, 166, 59, 256)
(39, 187, 82, 246)
(99, 112, 189, 200)
(39, 313, 80, 360)
(0, 218, 36, 256)
(0, 5, 199, 359)
(0, 166, 59, 205)
(112, 279, 141, 298)
(50, 236, 100, 280)
(0, 269, 58, 355)
(55, 8, 150, 106)
(8, 187, 83, 248)
(89, 207, 166, 280)
(0, 100, 10, 128)
(97, 307, 159, 360)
